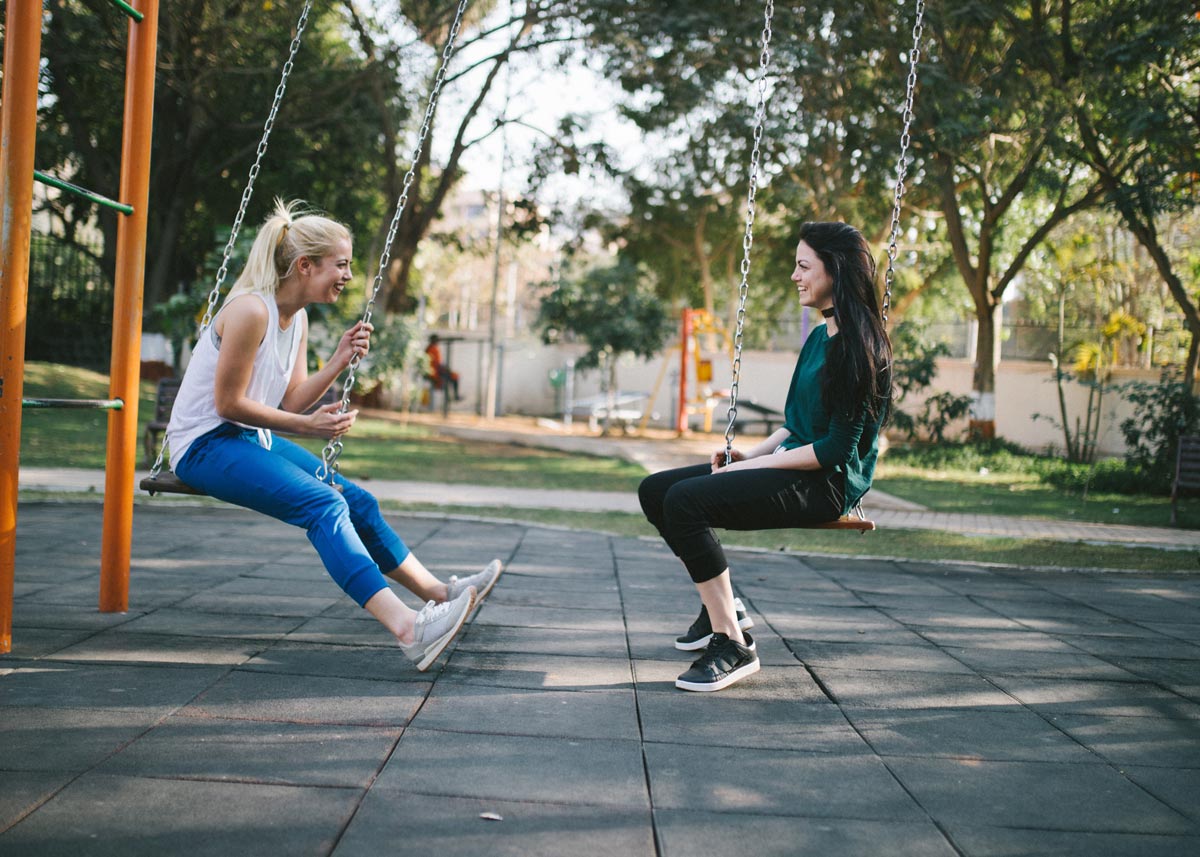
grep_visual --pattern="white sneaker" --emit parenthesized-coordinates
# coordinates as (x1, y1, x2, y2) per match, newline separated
(401, 589, 475, 672)
(446, 558, 504, 605)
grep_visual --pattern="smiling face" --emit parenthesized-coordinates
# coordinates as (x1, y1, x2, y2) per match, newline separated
(300, 237, 353, 304)
(792, 240, 833, 312)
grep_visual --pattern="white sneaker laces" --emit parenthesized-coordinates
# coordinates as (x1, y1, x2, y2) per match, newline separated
(419, 598, 457, 623)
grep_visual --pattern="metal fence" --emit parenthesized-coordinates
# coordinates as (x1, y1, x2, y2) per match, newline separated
(26, 231, 114, 369)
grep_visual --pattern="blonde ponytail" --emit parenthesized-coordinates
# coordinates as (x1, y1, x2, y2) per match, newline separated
(226, 199, 351, 300)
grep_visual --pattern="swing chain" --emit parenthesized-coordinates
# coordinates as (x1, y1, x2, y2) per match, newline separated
(149, 1, 313, 481)
(316, 0, 471, 484)
(200, 0, 313, 333)
(722, 0, 774, 465)
(882, 0, 925, 325)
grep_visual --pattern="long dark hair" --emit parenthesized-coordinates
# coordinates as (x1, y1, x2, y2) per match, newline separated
(796, 221, 892, 425)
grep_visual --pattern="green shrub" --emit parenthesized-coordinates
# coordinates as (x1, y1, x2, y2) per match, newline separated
(890, 322, 973, 442)
(885, 438, 1044, 474)
(1040, 457, 1149, 495)
(1115, 370, 1200, 494)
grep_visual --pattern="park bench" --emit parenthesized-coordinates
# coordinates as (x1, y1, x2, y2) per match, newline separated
(1171, 434, 1200, 525)
(567, 392, 648, 433)
(143, 376, 182, 464)
(731, 399, 785, 435)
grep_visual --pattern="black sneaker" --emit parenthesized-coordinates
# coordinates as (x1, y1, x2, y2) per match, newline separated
(675, 632, 759, 692)
(675, 598, 754, 651)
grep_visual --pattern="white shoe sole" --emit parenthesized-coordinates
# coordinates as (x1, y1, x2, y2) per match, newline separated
(413, 590, 475, 672)
(675, 659, 760, 692)
(474, 559, 504, 603)
(673, 615, 756, 651)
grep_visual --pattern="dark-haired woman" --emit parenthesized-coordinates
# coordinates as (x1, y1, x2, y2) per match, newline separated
(638, 221, 892, 692)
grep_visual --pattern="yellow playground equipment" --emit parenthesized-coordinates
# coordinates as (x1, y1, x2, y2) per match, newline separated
(642, 309, 733, 434)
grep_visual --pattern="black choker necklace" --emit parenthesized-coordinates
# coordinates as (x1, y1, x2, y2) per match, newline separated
(821, 307, 835, 319)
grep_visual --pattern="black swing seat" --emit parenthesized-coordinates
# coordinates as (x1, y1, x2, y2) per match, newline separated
(140, 471, 207, 497)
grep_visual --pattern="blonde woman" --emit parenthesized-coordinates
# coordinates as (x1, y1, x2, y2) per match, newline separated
(167, 201, 502, 670)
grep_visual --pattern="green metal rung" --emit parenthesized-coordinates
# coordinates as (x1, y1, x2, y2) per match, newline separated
(106, 0, 145, 21)
(33, 171, 134, 216)
(22, 398, 124, 410)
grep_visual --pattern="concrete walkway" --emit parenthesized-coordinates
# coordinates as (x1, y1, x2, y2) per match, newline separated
(3, 503, 1199, 855)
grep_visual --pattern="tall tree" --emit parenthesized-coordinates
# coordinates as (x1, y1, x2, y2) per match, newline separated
(343, 0, 583, 315)
(37, 0, 387, 310)
(914, 0, 1106, 436)
(1029, 0, 1200, 387)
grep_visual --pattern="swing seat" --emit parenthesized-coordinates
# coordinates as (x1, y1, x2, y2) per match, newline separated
(805, 515, 876, 533)
(140, 471, 207, 497)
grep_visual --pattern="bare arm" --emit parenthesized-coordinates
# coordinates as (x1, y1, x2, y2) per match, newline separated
(212, 297, 355, 439)
(280, 319, 373, 414)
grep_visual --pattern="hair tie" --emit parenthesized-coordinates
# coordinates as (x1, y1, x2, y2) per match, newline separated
(277, 222, 290, 247)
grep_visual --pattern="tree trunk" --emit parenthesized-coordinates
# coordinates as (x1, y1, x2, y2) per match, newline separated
(969, 301, 1001, 439)
(144, 197, 187, 311)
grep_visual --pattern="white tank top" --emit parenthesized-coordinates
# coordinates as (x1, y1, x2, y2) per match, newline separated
(167, 292, 304, 467)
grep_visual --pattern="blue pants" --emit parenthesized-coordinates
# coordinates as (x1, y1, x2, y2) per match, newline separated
(175, 423, 409, 606)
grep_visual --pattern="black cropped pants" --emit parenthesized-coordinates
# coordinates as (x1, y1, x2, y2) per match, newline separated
(638, 463, 844, 583)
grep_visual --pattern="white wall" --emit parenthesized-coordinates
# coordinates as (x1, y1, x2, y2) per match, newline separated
(473, 336, 1164, 457)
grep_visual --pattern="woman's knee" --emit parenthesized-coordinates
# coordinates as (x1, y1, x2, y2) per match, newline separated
(662, 480, 704, 524)
(302, 487, 352, 531)
(341, 481, 381, 517)
(637, 474, 663, 518)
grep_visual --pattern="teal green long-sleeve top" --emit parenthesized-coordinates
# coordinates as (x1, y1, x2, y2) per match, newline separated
(778, 324, 881, 514)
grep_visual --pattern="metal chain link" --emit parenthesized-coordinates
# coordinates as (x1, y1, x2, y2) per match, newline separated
(722, 0, 774, 464)
(882, 0, 926, 324)
(200, 1, 313, 333)
(150, 1, 313, 480)
(316, 0, 472, 484)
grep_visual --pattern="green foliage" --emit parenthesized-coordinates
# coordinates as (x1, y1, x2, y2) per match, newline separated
(145, 290, 205, 376)
(885, 438, 1051, 476)
(886, 436, 1169, 499)
(536, 258, 673, 372)
(37, 0, 390, 312)
(1116, 370, 1200, 493)
(307, 306, 423, 397)
(1039, 458, 1153, 496)
(889, 322, 973, 441)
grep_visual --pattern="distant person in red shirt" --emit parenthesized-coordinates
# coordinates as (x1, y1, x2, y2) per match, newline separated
(425, 333, 461, 401)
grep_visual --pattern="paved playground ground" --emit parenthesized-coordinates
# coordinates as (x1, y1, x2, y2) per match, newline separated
(3, 502, 1199, 855)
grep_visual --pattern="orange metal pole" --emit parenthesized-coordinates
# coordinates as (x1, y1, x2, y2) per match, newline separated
(0, 0, 46, 655)
(100, 0, 160, 613)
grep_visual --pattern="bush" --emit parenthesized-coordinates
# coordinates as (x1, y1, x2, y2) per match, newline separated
(890, 322, 973, 442)
(1040, 457, 1150, 495)
(888, 438, 1160, 496)
(1115, 370, 1200, 494)
(885, 438, 1043, 474)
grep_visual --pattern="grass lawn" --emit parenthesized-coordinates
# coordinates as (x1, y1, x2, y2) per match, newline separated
(288, 423, 646, 492)
(875, 465, 1200, 530)
(19, 363, 159, 468)
(18, 362, 646, 491)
